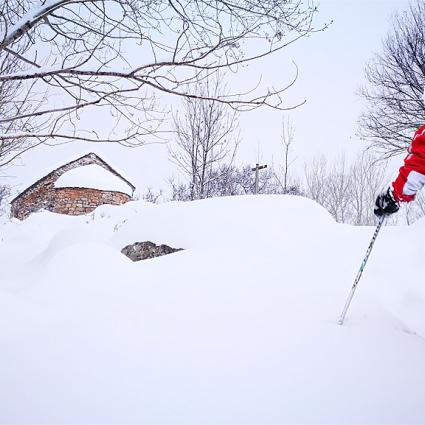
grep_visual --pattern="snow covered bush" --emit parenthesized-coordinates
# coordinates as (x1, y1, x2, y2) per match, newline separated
(169, 163, 303, 201)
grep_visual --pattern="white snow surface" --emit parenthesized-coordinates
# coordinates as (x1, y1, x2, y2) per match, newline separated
(1, 195, 425, 424)
(54, 164, 133, 195)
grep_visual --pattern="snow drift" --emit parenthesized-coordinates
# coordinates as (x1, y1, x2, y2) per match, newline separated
(1, 195, 425, 424)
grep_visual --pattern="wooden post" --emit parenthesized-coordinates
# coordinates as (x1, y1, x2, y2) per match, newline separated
(251, 163, 267, 194)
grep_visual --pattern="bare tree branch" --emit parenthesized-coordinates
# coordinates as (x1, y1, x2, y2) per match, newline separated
(0, 0, 328, 166)
(359, 0, 425, 158)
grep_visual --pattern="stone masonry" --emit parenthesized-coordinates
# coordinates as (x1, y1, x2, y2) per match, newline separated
(11, 153, 135, 220)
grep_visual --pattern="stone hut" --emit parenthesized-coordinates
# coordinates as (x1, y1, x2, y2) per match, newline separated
(11, 153, 135, 220)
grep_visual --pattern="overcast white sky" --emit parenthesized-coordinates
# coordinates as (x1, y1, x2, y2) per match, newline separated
(5, 0, 412, 197)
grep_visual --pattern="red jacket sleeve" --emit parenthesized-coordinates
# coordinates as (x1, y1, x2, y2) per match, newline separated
(392, 124, 425, 202)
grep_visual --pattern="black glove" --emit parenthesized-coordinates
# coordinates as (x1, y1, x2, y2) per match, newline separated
(374, 188, 399, 217)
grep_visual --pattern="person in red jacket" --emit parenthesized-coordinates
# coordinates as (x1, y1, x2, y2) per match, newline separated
(374, 124, 425, 217)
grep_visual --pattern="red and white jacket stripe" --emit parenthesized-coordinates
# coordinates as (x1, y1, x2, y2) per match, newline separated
(392, 124, 425, 203)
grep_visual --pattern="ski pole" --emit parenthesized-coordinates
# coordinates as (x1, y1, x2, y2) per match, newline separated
(338, 215, 385, 325)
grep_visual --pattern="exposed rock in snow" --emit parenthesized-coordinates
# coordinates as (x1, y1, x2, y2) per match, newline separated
(121, 241, 183, 261)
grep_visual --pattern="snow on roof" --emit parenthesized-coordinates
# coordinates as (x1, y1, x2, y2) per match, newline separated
(54, 164, 133, 196)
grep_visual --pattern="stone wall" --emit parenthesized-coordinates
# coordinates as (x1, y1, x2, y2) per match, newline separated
(11, 186, 131, 220)
(10, 153, 133, 220)
(50, 188, 131, 216)
(11, 173, 56, 220)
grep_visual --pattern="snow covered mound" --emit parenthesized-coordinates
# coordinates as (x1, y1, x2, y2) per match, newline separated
(1, 195, 425, 424)
(54, 164, 133, 195)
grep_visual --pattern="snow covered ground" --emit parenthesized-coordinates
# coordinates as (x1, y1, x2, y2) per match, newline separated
(1, 195, 425, 424)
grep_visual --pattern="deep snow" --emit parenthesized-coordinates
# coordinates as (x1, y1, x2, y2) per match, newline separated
(1, 195, 425, 424)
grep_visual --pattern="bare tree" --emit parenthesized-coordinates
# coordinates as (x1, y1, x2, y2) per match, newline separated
(0, 0, 327, 165)
(324, 155, 352, 223)
(348, 152, 387, 225)
(0, 36, 42, 167)
(304, 152, 387, 225)
(359, 0, 425, 158)
(304, 156, 328, 206)
(274, 116, 301, 194)
(170, 74, 240, 200)
(282, 117, 295, 192)
(0, 184, 11, 214)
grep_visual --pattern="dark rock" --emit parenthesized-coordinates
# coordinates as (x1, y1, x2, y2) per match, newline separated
(121, 241, 183, 261)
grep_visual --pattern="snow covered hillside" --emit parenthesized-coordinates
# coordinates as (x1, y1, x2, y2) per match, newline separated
(1, 195, 425, 424)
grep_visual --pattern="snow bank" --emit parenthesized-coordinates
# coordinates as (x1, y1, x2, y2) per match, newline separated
(54, 164, 133, 195)
(1, 195, 425, 424)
